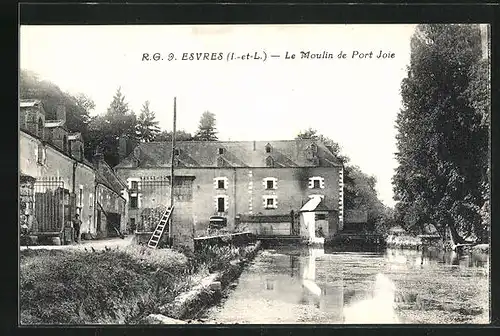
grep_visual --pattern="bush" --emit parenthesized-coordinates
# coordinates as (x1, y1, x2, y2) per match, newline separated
(20, 247, 191, 325)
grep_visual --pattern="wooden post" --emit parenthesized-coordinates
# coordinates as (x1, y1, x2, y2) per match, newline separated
(169, 97, 176, 241)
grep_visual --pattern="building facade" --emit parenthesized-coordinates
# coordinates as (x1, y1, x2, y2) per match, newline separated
(114, 140, 344, 241)
(19, 99, 127, 242)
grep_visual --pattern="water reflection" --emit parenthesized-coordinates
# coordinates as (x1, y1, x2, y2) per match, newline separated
(205, 246, 488, 324)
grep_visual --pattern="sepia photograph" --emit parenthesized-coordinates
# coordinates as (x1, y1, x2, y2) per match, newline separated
(19, 23, 490, 325)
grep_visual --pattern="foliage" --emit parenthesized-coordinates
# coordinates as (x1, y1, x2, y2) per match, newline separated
(296, 129, 391, 232)
(19, 242, 257, 325)
(19, 69, 95, 159)
(155, 129, 194, 142)
(393, 24, 489, 242)
(87, 87, 138, 167)
(136, 101, 160, 142)
(194, 111, 218, 141)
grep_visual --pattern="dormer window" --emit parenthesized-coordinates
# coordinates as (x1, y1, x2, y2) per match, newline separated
(219, 148, 224, 155)
(266, 156, 274, 167)
(265, 143, 272, 153)
(174, 149, 180, 155)
(217, 156, 225, 167)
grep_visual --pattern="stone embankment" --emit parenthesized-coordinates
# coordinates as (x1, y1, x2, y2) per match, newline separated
(142, 241, 262, 324)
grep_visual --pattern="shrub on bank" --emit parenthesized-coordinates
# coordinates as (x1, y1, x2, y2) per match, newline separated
(19, 247, 190, 325)
(20, 242, 259, 325)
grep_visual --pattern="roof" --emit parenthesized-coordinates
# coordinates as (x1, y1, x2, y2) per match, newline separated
(115, 140, 343, 169)
(44, 120, 65, 128)
(20, 99, 42, 108)
(300, 195, 324, 212)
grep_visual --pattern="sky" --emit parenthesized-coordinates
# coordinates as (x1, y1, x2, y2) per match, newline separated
(20, 24, 417, 207)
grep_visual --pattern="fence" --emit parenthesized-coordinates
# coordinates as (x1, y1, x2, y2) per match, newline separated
(32, 177, 70, 234)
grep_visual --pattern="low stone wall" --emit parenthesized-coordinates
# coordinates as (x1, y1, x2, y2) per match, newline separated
(193, 232, 255, 251)
(241, 222, 291, 236)
(156, 241, 262, 321)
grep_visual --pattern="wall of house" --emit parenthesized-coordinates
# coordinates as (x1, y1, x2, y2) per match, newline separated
(95, 184, 127, 236)
(20, 131, 96, 234)
(115, 166, 341, 237)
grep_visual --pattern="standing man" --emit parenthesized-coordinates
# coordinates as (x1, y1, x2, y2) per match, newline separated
(73, 213, 82, 243)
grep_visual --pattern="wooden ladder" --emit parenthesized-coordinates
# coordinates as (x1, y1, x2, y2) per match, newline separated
(147, 206, 174, 249)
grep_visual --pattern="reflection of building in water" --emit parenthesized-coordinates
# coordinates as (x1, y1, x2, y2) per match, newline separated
(343, 273, 398, 324)
(298, 247, 344, 321)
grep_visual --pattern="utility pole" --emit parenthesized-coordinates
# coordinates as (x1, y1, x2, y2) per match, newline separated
(169, 97, 177, 241)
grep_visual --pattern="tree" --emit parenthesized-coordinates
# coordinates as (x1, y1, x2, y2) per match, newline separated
(194, 111, 218, 141)
(393, 24, 489, 242)
(296, 128, 349, 164)
(296, 129, 388, 232)
(19, 69, 95, 159)
(155, 129, 194, 142)
(136, 101, 160, 142)
(88, 87, 137, 166)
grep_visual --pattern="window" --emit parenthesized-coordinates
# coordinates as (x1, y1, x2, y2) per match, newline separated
(315, 213, 327, 220)
(174, 149, 180, 155)
(217, 156, 225, 167)
(214, 177, 228, 190)
(130, 195, 138, 209)
(265, 143, 272, 153)
(262, 195, 278, 209)
(79, 186, 83, 208)
(309, 177, 325, 189)
(218, 148, 224, 155)
(263, 177, 278, 190)
(217, 197, 225, 212)
(266, 156, 274, 167)
(37, 143, 46, 165)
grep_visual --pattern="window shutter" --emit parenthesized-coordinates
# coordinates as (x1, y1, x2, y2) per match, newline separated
(42, 147, 46, 165)
(138, 194, 142, 208)
(213, 178, 218, 189)
(273, 178, 278, 189)
(214, 197, 218, 211)
(224, 177, 229, 190)
(262, 197, 267, 207)
(274, 197, 278, 208)
(225, 197, 229, 212)
(137, 180, 141, 191)
(308, 178, 314, 189)
(320, 178, 325, 189)
(263, 179, 267, 188)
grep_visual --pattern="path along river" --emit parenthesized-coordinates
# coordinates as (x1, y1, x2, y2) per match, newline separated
(200, 246, 489, 324)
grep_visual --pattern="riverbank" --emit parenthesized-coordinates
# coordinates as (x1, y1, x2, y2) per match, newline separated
(20, 241, 261, 325)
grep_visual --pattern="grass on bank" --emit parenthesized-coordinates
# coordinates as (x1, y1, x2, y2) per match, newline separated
(20, 244, 254, 325)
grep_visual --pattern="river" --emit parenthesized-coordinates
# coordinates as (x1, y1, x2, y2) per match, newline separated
(200, 246, 489, 324)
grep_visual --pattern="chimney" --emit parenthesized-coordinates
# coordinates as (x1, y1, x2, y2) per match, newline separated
(93, 150, 104, 170)
(69, 133, 84, 161)
(56, 104, 66, 123)
(253, 140, 256, 151)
